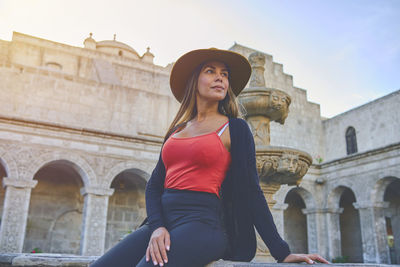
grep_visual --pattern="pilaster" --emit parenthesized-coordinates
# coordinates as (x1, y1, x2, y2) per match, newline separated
(79, 186, 114, 256)
(271, 203, 288, 237)
(353, 201, 390, 263)
(325, 207, 343, 260)
(0, 177, 37, 252)
(302, 208, 321, 255)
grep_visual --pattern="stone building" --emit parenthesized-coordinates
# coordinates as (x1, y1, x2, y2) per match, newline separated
(0, 32, 398, 264)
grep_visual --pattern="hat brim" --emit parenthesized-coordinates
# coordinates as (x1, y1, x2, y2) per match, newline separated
(170, 48, 251, 103)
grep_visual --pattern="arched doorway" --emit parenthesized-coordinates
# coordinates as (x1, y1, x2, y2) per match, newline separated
(23, 160, 84, 254)
(105, 169, 147, 251)
(339, 187, 363, 262)
(383, 179, 400, 264)
(284, 190, 307, 253)
(0, 159, 7, 226)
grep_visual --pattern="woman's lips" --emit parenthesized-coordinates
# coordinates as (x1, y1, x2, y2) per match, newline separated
(211, 86, 224, 90)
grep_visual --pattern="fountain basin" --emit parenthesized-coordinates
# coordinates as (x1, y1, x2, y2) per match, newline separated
(255, 146, 312, 185)
(239, 88, 291, 124)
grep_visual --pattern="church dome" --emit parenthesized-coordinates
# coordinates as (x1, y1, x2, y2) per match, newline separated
(96, 35, 140, 59)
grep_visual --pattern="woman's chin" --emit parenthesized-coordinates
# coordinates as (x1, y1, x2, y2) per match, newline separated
(201, 93, 226, 102)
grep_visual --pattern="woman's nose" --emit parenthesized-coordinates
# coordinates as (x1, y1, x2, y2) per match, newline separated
(215, 72, 223, 80)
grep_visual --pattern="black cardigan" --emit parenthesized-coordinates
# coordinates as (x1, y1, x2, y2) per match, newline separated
(143, 117, 291, 262)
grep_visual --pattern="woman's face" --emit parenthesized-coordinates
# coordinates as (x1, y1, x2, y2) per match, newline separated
(196, 61, 229, 102)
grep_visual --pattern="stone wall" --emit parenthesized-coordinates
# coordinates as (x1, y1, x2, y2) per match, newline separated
(0, 32, 180, 138)
(322, 90, 400, 162)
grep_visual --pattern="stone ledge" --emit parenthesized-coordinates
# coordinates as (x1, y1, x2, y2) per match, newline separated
(0, 254, 399, 267)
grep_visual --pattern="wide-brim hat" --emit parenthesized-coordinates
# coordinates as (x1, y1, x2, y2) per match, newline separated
(170, 48, 251, 103)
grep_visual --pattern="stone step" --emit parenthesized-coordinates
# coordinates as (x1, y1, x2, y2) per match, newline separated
(0, 254, 398, 267)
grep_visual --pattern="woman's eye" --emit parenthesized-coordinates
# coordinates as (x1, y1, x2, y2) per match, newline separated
(222, 72, 228, 77)
(206, 69, 213, 73)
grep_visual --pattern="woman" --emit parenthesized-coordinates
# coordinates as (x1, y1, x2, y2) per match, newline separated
(91, 48, 329, 267)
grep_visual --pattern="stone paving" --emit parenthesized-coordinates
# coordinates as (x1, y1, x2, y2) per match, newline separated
(0, 254, 399, 267)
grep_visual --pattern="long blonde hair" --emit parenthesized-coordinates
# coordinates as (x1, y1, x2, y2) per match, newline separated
(165, 62, 242, 140)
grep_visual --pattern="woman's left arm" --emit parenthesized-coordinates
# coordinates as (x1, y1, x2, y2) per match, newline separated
(243, 123, 329, 264)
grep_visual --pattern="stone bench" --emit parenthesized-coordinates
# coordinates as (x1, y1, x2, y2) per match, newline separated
(0, 254, 398, 267)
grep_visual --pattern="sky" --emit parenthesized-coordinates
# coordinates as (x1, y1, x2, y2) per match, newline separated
(1, 0, 399, 118)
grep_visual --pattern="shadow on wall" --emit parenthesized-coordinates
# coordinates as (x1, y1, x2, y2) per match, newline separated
(339, 187, 363, 263)
(284, 190, 307, 254)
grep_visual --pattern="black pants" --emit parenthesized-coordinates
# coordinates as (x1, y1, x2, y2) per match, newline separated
(90, 189, 228, 267)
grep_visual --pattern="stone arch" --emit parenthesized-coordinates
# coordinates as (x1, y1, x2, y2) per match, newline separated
(288, 187, 316, 209)
(327, 184, 358, 209)
(105, 166, 149, 251)
(0, 150, 19, 179)
(104, 161, 151, 188)
(372, 176, 400, 203)
(23, 159, 85, 254)
(27, 152, 96, 187)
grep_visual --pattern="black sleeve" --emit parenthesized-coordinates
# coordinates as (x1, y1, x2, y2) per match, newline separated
(243, 121, 291, 262)
(145, 153, 166, 233)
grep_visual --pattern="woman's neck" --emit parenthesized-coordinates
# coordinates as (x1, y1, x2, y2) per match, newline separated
(194, 99, 220, 122)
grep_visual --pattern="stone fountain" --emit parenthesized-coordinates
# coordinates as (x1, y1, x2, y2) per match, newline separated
(238, 52, 313, 261)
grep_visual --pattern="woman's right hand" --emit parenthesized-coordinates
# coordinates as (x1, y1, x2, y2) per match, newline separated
(146, 227, 170, 266)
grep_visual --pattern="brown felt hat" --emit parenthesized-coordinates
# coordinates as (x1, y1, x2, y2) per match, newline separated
(170, 48, 251, 103)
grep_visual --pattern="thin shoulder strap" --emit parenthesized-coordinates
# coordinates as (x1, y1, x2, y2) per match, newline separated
(217, 121, 229, 136)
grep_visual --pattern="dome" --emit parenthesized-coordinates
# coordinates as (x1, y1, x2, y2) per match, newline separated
(84, 33, 96, 49)
(96, 38, 140, 59)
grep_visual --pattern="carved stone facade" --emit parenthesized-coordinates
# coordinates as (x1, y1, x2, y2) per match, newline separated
(0, 32, 399, 264)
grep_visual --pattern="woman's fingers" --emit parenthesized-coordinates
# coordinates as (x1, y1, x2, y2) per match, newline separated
(157, 237, 168, 263)
(283, 253, 329, 264)
(151, 241, 164, 266)
(149, 243, 157, 265)
(164, 231, 171, 252)
(303, 255, 314, 264)
(302, 253, 330, 264)
(310, 254, 330, 264)
(146, 246, 150, 262)
(147, 227, 171, 266)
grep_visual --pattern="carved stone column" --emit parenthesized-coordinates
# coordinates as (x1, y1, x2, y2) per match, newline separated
(0, 177, 37, 252)
(259, 182, 281, 209)
(325, 208, 343, 260)
(353, 201, 390, 263)
(80, 186, 114, 256)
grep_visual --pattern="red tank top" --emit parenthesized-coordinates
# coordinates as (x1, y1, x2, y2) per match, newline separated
(162, 121, 231, 197)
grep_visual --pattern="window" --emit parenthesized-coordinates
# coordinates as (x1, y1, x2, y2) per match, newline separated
(346, 127, 358, 155)
(45, 62, 62, 71)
